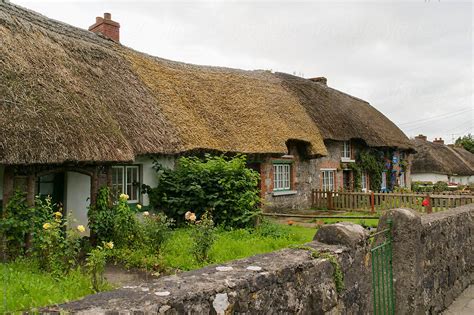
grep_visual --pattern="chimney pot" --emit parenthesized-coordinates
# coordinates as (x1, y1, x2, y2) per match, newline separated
(415, 134, 427, 141)
(89, 12, 120, 42)
(309, 77, 328, 85)
(433, 137, 444, 145)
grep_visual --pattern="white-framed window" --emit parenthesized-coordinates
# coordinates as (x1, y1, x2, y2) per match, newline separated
(273, 164, 291, 191)
(112, 165, 140, 202)
(361, 172, 368, 192)
(321, 170, 335, 191)
(381, 171, 387, 191)
(342, 141, 351, 159)
(399, 172, 405, 188)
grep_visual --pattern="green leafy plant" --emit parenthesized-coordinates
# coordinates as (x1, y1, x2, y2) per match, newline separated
(141, 212, 174, 253)
(86, 241, 114, 292)
(433, 181, 448, 193)
(32, 210, 85, 278)
(146, 154, 261, 228)
(187, 210, 216, 264)
(88, 186, 115, 244)
(111, 194, 143, 248)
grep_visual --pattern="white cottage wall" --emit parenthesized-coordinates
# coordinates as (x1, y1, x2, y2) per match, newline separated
(411, 173, 449, 183)
(135, 156, 175, 207)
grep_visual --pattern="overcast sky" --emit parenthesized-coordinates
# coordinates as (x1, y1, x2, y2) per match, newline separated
(14, 0, 473, 144)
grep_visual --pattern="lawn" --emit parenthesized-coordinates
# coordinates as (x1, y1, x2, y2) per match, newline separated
(2, 223, 315, 313)
(161, 224, 316, 270)
(0, 259, 104, 313)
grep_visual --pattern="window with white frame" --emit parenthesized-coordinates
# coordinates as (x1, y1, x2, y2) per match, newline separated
(342, 141, 351, 159)
(361, 172, 368, 192)
(321, 170, 335, 191)
(381, 172, 387, 191)
(273, 164, 291, 191)
(399, 172, 405, 188)
(112, 165, 140, 202)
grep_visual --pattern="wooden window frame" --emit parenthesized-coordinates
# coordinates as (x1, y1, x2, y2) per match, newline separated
(112, 165, 141, 203)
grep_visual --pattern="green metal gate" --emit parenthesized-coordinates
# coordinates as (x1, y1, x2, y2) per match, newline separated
(370, 219, 395, 315)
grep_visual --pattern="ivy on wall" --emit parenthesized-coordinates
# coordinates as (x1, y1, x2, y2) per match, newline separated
(342, 149, 386, 192)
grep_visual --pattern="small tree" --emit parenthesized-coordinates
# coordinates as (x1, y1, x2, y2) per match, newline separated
(455, 134, 474, 153)
(146, 154, 261, 228)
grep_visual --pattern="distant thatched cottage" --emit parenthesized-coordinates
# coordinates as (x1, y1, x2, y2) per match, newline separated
(0, 2, 413, 231)
(411, 135, 474, 185)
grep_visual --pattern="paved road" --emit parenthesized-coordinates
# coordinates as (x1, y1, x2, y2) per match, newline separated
(443, 285, 474, 315)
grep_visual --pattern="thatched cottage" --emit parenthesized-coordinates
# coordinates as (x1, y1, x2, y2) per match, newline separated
(411, 135, 474, 185)
(0, 2, 412, 230)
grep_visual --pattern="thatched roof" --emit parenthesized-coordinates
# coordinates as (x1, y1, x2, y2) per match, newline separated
(411, 139, 474, 176)
(275, 73, 414, 150)
(0, 2, 327, 165)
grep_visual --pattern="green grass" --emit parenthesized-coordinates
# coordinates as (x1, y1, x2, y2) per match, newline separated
(308, 210, 380, 228)
(161, 224, 315, 270)
(1, 223, 315, 312)
(0, 259, 101, 313)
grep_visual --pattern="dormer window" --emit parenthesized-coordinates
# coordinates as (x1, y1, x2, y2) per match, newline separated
(341, 141, 354, 162)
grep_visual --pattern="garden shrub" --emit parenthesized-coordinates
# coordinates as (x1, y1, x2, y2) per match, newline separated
(433, 181, 448, 193)
(32, 207, 86, 277)
(86, 241, 114, 292)
(111, 194, 143, 248)
(0, 191, 54, 258)
(141, 212, 174, 253)
(186, 210, 216, 263)
(88, 186, 116, 245)
(146, 154, 261, 228)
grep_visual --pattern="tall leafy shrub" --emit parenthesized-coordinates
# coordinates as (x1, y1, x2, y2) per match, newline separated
(146, 155, 261, 228)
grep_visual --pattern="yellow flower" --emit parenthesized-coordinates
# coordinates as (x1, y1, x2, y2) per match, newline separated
(185, 211, 196, 221)
(104, 241, 114, 249)
(54, 211, 62, 217)
(136, 204, 142, 210)
(119, 193, 129, 201)
(43, 223, 52, 230)
(143, 211, 150, 216)
(77, 225, 86, 233)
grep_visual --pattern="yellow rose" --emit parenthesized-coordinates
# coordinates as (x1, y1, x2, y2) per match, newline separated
(77, 225, 86, 233)
(54, 211, 62, 217)
(143, 211, 150, 216)
(136, 204, 142, 210)
(185, 211, 196, 221)
(104, 241, 114, 249)
(43, 223, 52, 230)
(119, 193, 129, 201)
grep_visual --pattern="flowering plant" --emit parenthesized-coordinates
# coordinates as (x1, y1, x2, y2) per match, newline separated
(187, 209, 215, 264)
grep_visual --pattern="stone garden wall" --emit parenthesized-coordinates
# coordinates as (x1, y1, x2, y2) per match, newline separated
(47, 223, 373, 314)
(47, 206, 473, 314)
(378, 205, 474, 314)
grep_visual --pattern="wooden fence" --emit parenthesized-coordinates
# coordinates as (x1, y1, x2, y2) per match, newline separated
(311, 190, 474, 213)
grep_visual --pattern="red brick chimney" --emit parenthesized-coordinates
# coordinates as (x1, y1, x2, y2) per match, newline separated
(88, 13, 120, 42)
(433, 138, 445, 145)
(415, 134, 427, 141)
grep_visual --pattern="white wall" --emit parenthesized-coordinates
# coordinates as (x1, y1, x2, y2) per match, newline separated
(449, 175, 474, 185)
(135, 156, 175, 206)
(66, 171, 91, 235)
(411, 173, 449, 183)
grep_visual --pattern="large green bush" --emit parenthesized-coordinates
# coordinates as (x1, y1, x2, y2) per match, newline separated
(146, 155, 261, 228)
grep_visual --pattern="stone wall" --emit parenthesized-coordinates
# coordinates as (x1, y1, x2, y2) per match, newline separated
(47, 223, 373, 314)
(378, 206, 474, 314)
